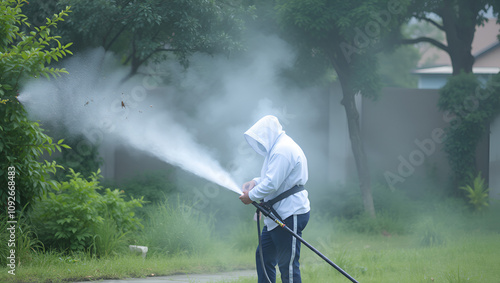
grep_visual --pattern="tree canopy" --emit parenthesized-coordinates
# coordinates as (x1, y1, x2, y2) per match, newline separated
(24, 0, 250, 80)
(402, 0, 499, 74)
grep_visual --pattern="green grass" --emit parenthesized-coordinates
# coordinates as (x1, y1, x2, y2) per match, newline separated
(307, 232, 499, 282)
(2, 198, 499, 283)
(225, 232, 500, 283)
(0, 246, 254, 282)
(1, 223, 499, 282)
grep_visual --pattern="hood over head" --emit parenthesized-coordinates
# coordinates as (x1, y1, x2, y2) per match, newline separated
(244, 115, 284, 156)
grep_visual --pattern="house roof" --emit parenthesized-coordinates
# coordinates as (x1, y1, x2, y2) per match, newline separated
(413, 66, 500, 74)
(417, 18, 500, 68)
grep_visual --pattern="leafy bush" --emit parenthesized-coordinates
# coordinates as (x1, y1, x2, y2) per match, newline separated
(0, 0, 72, 213)
(30, 169, 144, 252)
(54, 133, 104, 182)
(460, 172, 490, 212)
(438, 72, 500, 190)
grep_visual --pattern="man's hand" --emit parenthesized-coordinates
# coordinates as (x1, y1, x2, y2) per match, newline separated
(239, 190, 253, 204)
(239, 180, 256, 205)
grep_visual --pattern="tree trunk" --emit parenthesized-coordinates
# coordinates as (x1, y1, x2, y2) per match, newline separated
(338, 78, 376, 218)
(440, 0, 477, 75)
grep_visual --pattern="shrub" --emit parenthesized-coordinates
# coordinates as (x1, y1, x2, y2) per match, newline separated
(0, 0, 72, 214)
(438, 72, 500, 190)
(54, 133, 103, 182)
(460, 172, 490, 212)
(30, 169, 144, 253)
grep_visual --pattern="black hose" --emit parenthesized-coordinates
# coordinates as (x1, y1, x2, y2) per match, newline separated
(252, 202, 359, 283)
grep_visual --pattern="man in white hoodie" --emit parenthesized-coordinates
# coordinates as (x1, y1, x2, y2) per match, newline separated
(239, 115, 310, 283)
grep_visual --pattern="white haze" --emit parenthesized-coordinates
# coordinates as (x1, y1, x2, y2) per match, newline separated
(19, 32, 339, 196)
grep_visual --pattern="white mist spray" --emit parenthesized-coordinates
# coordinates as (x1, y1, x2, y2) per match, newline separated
(19, 32, 334, 197)
(19, 48, 242, 195)
(116, 112, 242, 194)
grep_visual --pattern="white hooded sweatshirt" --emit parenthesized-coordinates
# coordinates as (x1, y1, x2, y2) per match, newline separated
(244, 115, 310, 230)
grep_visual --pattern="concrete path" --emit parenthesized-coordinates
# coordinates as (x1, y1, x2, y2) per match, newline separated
(72, 270, 256, 283)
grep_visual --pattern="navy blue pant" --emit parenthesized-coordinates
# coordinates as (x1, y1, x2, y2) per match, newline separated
(256, 212, 310, 283)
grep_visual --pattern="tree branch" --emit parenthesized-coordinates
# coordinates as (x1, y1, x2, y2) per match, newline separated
(104, 24, 129, 51)
(415, 16, 445, 31)
(400, 36, 449, 53)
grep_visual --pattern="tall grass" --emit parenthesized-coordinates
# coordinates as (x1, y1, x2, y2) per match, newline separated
(138, 199, 216, 256)
(0, 210, 44, 267)
(92, 213, 130, 258)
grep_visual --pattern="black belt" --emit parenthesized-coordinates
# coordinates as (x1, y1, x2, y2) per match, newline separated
(259, 185, 305, 221)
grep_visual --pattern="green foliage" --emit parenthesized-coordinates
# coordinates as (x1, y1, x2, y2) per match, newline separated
(0, 1, 72, 83)
(30, 169, 144, 252)
(438, 72, 500, 189)
(26, 0, 251, 78)
(276, 0, 410, 96)
(406, 1, 495, 75)
(54, 134, 103, 181)
(0, 0, 72, 212)
(460, 172, 490, 211)
(378, 44, 419, 88)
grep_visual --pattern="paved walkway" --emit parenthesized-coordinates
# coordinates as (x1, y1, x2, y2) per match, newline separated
(72, 270, 256, 283)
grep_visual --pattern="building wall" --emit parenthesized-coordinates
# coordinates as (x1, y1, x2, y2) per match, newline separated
(361, 88, 452, 191)
(361, 87, 492, 193)
(362, 88, 492, 192)
(490, 117, 500, 200)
